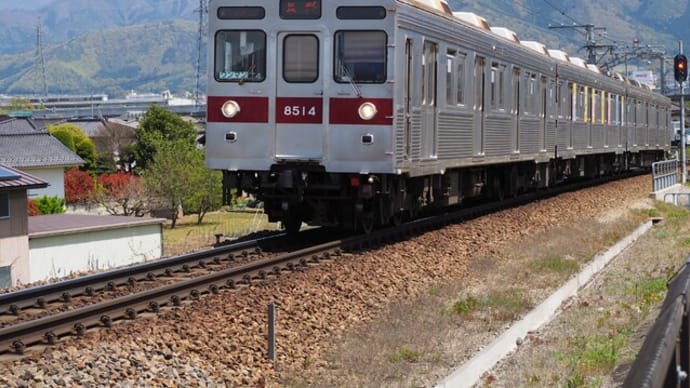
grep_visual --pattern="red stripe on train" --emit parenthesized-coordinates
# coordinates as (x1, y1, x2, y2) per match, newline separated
(329, 98, 393, 125)
(207, 96, 269, 123)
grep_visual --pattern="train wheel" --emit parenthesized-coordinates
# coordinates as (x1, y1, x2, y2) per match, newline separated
(283, 213, 302, 235)
(359, 214, 375, 234)
(390, 211, 403, 227)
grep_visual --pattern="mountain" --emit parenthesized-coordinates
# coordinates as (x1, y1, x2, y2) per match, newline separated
(0, 0, 688, 97)
(0, 20, 202, 97)
(0, 0, 198, 55)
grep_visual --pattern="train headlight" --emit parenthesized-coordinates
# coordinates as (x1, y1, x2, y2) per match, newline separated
(358, 102, 378, 121)
(221, 100, 241, 118)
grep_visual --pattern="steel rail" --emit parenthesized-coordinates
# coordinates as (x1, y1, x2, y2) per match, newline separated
(0, 233, 284, 316)
(0, 171, 646, 354)
(0, 238, 345, 354)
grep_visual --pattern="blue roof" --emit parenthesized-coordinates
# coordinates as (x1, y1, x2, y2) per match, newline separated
(0, 164, 47, 190)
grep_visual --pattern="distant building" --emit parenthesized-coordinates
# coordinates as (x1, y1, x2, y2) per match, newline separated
(0, 115, 84, 199)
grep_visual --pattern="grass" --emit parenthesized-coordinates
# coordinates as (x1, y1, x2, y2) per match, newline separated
(388, 347, 422, 363)
(162, 210, 281, 255)
(447, 288, 531, 321)
(531, 255, 580, 276)
(627, 275, 667, 314)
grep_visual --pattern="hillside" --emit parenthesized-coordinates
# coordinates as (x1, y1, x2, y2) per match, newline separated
(0, 0, 688, 96)
(0, 20, 201, 97)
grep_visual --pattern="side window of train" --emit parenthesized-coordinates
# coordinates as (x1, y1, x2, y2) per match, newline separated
(334, 30, 387, 83)
(283, 34, 319, 83)
(445, 50, 466, 107)
(490, 62, 506, 112)
(215, 30, 267, 82)
(523, 72, 537, 116)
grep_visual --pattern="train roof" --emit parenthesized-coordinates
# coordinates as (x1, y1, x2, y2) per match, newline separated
(408, 0, 452, 15)
(547, 49, 570, 62)
(490, 27, 520, 43)
(586, 64, 602, 74)
(452, 12, 490, 30)
(569, 57, 587, 68)
(521, 41, 548, 56)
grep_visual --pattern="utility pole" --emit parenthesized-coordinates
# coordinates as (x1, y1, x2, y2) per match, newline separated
(674, 42, 688, 183)
(549, 24, 614, 65)
(194, 0, 207, 115)
(35, 20, 48, 98)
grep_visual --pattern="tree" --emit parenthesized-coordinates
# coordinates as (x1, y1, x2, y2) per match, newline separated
(182, 151, 223, 224)
(47, 123, 98, 173)
(134, 104, 197, 170)
(64, 168, 95, 205)
(7, 98, 33, 111)
(143, 140, 204, 228)
(93, 120, 136, 173)
(95, 172, 147, 216)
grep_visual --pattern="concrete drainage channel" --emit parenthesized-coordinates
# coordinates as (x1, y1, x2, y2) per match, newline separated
(435, 220, 656, 388)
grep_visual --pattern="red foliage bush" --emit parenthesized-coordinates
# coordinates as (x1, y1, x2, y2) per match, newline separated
(27, 199, 39, 216)
(64, 168, 95, 204)
(98, 172, 139, 198)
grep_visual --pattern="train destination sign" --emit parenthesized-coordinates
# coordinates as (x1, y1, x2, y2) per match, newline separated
(280, 0, 321, 19)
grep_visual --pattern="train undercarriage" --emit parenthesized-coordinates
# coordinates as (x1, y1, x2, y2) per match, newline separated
(222, 150, 664, 234)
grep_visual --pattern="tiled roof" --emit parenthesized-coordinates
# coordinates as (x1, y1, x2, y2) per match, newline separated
(0, 164, 48, 190)
(0, 117, 84, 168)
(28, 214, 165, 238)
(0, 116, 39, 135)
(70, 119, 105, 137)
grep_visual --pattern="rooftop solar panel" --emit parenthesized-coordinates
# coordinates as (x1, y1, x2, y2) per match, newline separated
(0, 167, 21, 181)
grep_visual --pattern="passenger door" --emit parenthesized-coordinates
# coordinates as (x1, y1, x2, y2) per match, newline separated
(275, 32, 325, 160)
(421, 41, 438, 159)
(473, 55, 486, 156)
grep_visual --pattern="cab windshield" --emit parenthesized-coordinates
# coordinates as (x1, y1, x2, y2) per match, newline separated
(334, 30, 386, 83)
(215, 30, 266, 82)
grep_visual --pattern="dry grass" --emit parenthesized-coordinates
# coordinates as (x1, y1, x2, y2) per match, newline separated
(281, 197, 677, 387)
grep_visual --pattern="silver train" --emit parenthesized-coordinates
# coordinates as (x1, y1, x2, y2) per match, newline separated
(205, 0, 671, 233)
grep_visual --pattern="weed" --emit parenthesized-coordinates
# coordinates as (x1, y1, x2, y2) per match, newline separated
(639, 208, 659, 218)
(447, 295, 479, 316)
(302, 356, 314, 369)
(628, 276, 667, 313)
(447, 289, 531, 321)
(429, 284, 441, 296)
(388, 347, 421, 363)
(532, 256, 579, 276)
(480, 288, 531, 321)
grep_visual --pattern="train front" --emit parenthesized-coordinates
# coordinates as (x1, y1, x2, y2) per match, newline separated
(206, 0, 396, 233)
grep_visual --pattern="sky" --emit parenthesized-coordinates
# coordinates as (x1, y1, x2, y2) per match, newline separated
(0, 0, 54, 10)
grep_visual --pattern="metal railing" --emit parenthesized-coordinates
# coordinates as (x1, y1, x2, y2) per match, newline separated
(624, 259, 690, 387)
(652, 159, 679, 192)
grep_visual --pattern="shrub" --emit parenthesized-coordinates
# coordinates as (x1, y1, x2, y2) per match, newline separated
(64, 168, 95, 204)
(27, 199, 39, 216)
(34, 196, 65, 215)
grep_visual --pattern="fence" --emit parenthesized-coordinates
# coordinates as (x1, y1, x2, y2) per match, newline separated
(652, 159, 679, 192)
(624, 258, 690, 387)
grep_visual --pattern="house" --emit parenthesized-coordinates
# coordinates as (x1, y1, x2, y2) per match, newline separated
(67, 118, 136, 170)
(0, 165, 47, 288)
(0, 115, 84, 200)
(0, 163, 165, 287)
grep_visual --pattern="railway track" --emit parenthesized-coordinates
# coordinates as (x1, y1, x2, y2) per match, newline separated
(0, 171, 644, 355)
